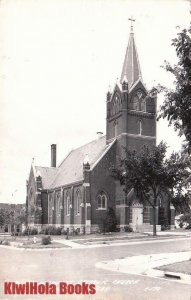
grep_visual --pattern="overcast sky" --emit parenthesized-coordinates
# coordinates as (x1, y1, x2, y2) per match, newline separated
(0, 0, 190, 204)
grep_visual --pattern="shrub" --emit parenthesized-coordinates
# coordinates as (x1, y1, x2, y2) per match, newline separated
(2, 240, 10, 246)
(55, 227, 62, 235)
(61, 228, 67, 235)
(41, 235, 51, 245)
(30, 228, 38, 235)
(41, 226, 62, 235)
(22, 227, 38, 235)
(74, 228, 80, 235)
(124, 225, 133, 232)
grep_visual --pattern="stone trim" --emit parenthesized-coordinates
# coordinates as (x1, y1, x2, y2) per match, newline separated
(83, 183, 90, 187)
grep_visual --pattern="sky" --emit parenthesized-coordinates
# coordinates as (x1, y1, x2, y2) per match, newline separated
(0, 0, 190, 204)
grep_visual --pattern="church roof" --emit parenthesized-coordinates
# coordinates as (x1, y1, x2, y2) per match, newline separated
(34, 166, 58, 189)
(120, 27, 142, 88)
(49, 135, 115, 189)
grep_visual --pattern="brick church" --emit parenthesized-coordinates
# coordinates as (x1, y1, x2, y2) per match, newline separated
(26, 24, 174, 233)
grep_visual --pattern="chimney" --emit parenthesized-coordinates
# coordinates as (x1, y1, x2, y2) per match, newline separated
(51, 144, 57, 167)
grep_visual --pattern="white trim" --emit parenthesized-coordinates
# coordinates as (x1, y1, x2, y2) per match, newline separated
(83, 183, 90, 187)
(86, 203, 91, 207)
(107, 133, 156, 144)
(125, 133, 156, 140)
(133, 34, 142, 81)
(131, 33, 134, 84)
(129, 78, 148, 93)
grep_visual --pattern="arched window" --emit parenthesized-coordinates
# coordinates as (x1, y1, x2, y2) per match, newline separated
(115, 96, 120, 114)
(140, 99, 146, 112)
(138, 120, 142, 135)
(75, 190, 81, 215)
(66, 192, 70, 216)
(114, 121, 118, 137)
(158, 195, 163, 207)
(97, 192, 108, 210)
(56, 192, 61, 216)
(29, 188, 35, 205)
(112, 101, 115, 115)
(131, 95, 139, 110)
(48, 194, 54, 224)
(112, 94, 121, 115)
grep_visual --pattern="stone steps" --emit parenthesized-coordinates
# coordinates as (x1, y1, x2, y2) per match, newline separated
(0, 232, 11, 237)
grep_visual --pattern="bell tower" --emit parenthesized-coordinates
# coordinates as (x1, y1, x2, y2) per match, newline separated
(106, 20, 157, 153)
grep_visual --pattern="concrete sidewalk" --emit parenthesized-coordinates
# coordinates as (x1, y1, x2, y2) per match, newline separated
(53, 236, 191, 249)
(53, 239, 86, 249)
(96, 251, 191, 284)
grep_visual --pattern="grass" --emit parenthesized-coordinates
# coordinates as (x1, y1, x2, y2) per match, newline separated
(0, 236, 69, 249)
(158, 260, 191, 275)
(19, 241, 69, 249)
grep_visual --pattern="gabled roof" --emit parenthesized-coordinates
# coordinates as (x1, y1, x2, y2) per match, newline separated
(49, 136, 114, 189)
(120, 28, 142, 88)
(34, 166, 58, 189)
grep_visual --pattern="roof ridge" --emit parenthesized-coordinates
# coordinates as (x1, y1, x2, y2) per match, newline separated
(35, 166, 58, 169)
(57, 135, 106, 168)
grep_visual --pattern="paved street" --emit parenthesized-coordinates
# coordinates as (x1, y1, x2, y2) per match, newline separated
(0, 237, 191, 300)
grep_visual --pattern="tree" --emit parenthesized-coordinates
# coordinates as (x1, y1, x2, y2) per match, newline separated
(112, 142, 190, 236)
(0, 208, 11, 228)
(0, 207, 24, 236)
(157, 24, 191, 152)
(25, 205, 42, 236)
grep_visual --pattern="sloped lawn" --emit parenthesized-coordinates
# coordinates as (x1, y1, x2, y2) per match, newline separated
(158, 260, 191, 275)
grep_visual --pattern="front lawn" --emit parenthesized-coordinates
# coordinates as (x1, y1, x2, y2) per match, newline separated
(158, 260, 191, 275)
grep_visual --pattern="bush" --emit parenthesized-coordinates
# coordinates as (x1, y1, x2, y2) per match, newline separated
(41, 235, 51, 245)
(30, 228, 38, 235)
(41, 226, 62, 235)
(124, 225, 133, 232)
(22, 227, 38, 235)
(61, 228, 67, 235)
(2, 240, 10, 246)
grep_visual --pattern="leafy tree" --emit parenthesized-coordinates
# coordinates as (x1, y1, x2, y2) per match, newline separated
(0, 208, 11, 228)
(0, 207, 24, 236)
(180, 211, 191, 229)
(157, 24, 191, 152)
(112, 142, 190, 236)
(25, 205, 42, 236)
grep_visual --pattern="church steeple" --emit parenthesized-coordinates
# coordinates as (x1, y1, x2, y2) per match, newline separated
(120, 19, 142, 88)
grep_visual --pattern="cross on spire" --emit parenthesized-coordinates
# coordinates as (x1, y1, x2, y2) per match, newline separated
(128, 17, 135, 33)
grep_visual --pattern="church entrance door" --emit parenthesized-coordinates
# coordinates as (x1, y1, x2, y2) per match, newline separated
(132, 204, 143, 228)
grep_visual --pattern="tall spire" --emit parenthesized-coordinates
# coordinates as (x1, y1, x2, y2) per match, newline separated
(120, 18, 142, 88)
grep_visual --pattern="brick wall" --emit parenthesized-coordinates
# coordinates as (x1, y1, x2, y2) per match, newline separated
(90, 143, 117, 226)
